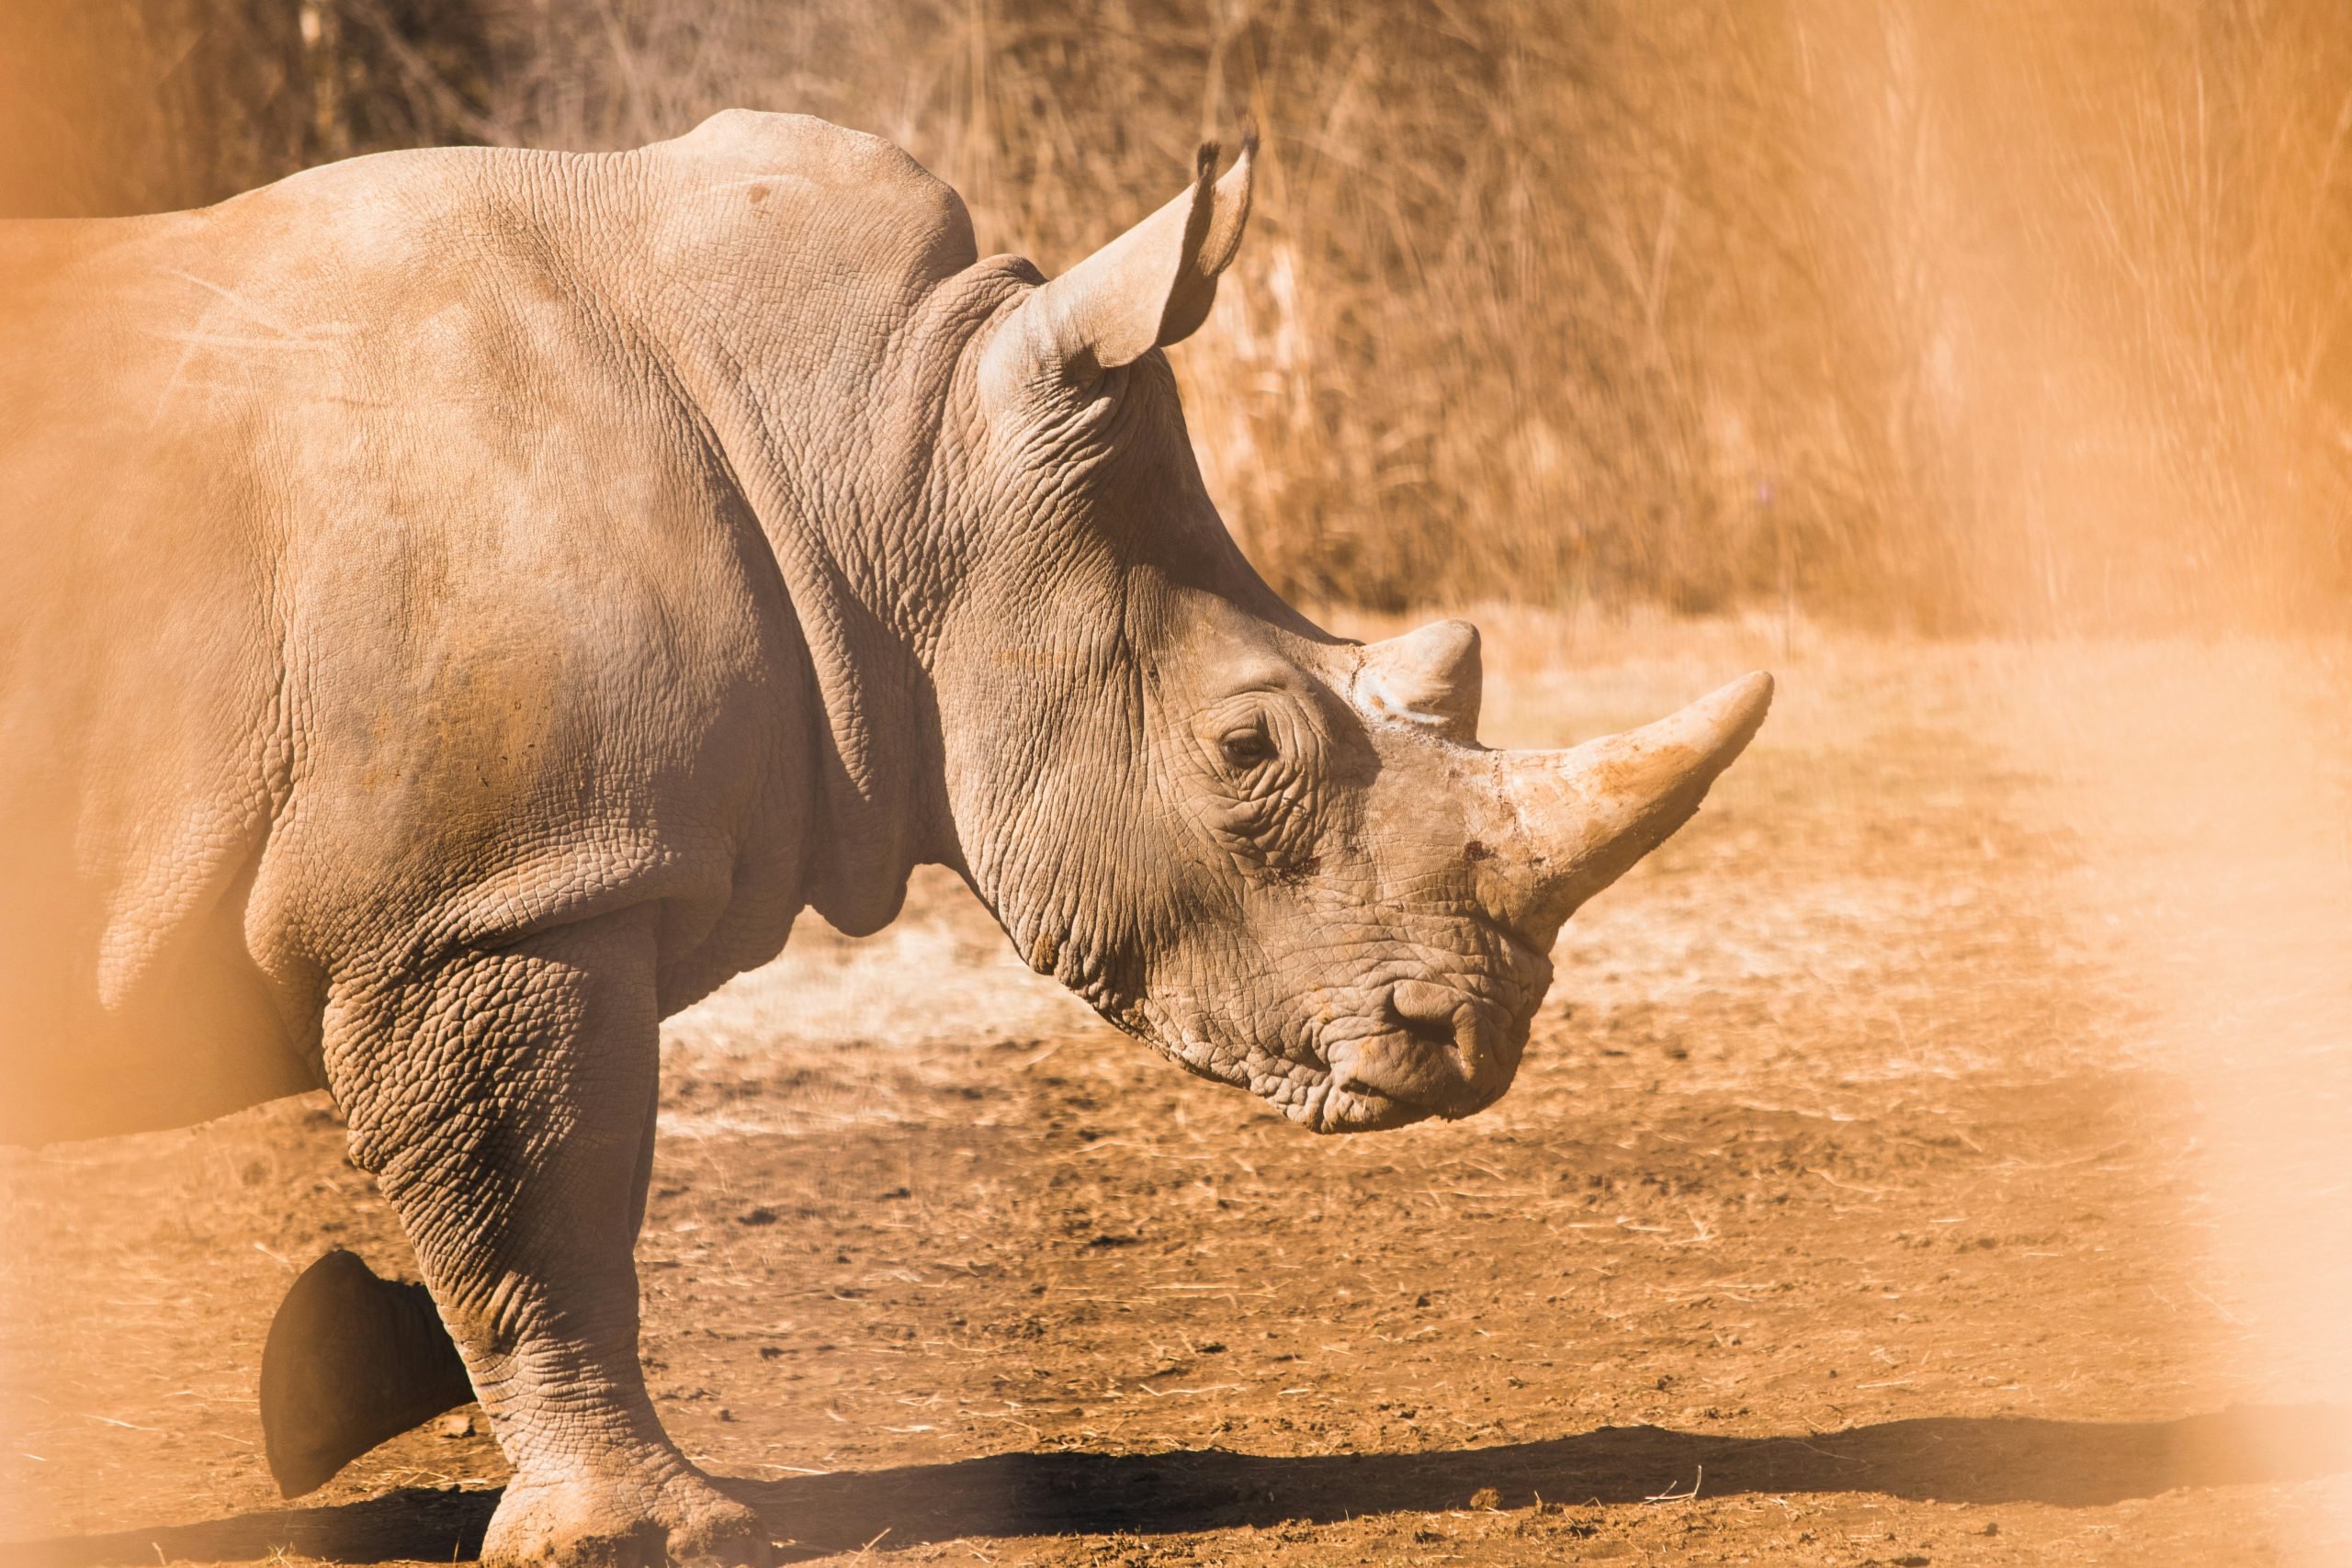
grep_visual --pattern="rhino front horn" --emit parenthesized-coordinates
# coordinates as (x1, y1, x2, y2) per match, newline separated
(1476, 671, 1773, 946)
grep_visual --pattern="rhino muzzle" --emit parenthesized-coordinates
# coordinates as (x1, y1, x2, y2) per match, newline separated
(1286, 667, 1770, 1134)
(1317, 980, 1525, 1129)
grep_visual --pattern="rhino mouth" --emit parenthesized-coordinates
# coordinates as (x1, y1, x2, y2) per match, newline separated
(1315, 1027, 1516, 1133)
(1305, 976, 1526, 1134)
(1141, 964, 1535, 1134)
(1312, 1078, 1441, 1134)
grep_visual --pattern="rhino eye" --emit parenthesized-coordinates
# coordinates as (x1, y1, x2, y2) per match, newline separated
(1219, 726, 1275, 771)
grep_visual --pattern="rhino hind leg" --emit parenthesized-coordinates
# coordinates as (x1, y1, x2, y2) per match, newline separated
(260, 1247, 475, 1497)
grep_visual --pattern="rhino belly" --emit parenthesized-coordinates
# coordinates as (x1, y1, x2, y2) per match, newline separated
(0, 875, 317, 1146)
(0, 693, 316, 1145)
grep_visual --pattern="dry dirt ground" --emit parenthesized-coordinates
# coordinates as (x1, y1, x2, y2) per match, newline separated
(5, 615, 2350, 1566)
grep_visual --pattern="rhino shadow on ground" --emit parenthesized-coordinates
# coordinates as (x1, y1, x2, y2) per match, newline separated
(9, 1404, 2347, 1565)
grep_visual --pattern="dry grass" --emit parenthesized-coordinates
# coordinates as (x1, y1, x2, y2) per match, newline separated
(3, 0, 2346, 630)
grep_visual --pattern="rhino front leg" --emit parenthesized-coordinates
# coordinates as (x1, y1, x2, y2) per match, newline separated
(329, 908, 770, 1568)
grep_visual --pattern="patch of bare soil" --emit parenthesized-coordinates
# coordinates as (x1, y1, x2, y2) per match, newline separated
(6, 619, 2350, 1566)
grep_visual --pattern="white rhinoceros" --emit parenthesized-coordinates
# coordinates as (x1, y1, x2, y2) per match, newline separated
(0, 112, 1769, 1565)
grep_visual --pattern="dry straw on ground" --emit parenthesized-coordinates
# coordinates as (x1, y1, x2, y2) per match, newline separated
(4, 0, 2346, 630)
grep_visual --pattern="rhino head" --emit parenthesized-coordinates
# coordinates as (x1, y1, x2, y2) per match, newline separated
(913, 138, 1770, 1133)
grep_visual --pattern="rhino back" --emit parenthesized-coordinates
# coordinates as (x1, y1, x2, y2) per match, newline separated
(0, 139, 862, 1142)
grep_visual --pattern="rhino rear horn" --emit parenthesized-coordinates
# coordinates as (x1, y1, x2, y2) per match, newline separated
(1356, 620, 1482, 742)
(259, 1248, 475, 1497)
(989, 130, 1256, 388)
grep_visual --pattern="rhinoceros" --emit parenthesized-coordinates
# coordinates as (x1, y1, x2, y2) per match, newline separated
(0, 111, 1770, 1565)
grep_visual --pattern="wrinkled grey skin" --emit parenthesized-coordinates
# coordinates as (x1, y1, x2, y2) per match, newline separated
(0, 113, 1768, 1565)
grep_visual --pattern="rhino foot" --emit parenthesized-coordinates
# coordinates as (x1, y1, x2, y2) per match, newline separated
(486, 1468, 773, 1568)
(259, 1247, 475, 1497)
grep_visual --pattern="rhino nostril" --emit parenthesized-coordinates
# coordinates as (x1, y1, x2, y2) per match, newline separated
(1385, 980, 1464, 1054)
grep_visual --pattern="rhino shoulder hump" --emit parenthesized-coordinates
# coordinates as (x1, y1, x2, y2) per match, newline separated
(672, 109, 909, 169)
(646, 110, 977, 273)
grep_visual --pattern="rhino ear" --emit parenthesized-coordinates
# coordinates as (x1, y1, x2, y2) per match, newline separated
(989, 131, 1256, 389)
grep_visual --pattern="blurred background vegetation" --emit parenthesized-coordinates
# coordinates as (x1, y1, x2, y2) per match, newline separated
(4, 0, 2346, 631)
